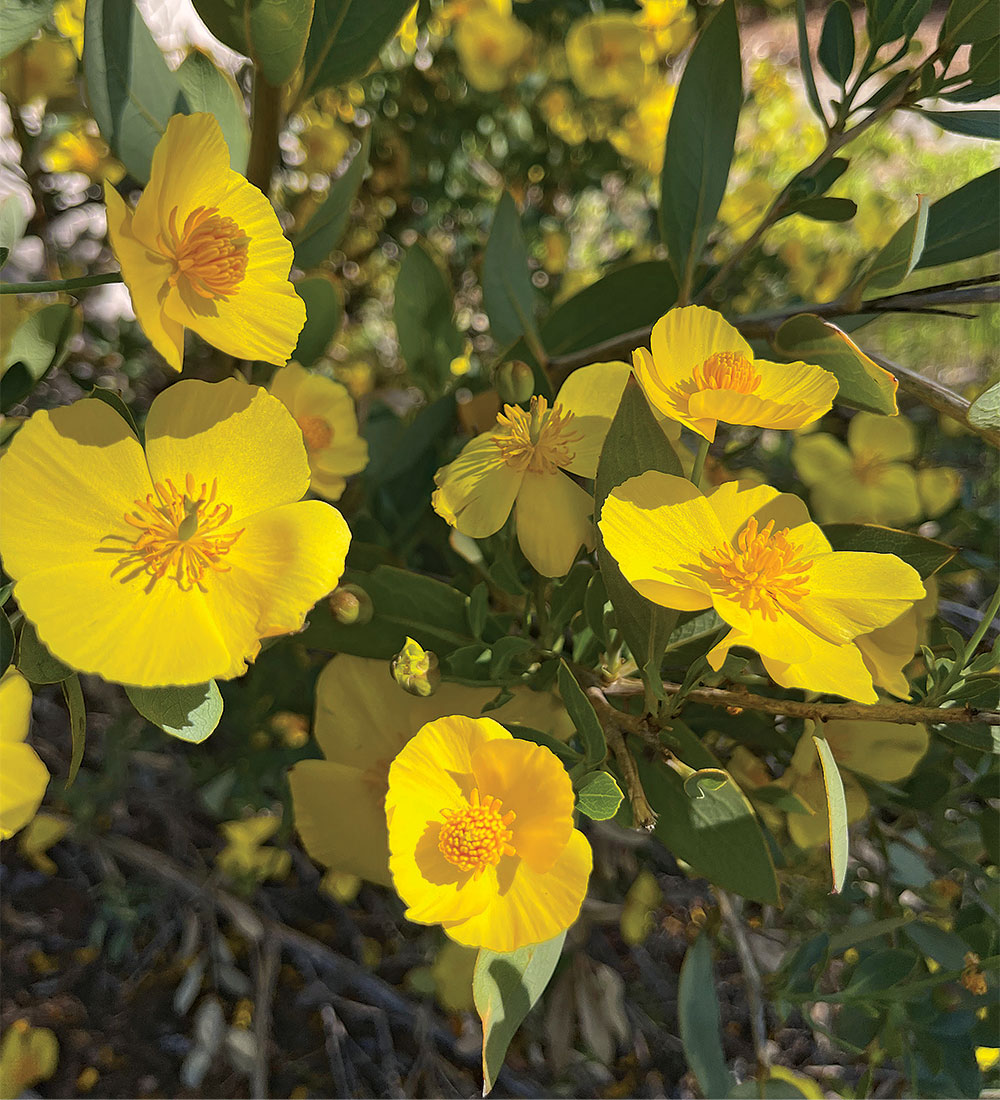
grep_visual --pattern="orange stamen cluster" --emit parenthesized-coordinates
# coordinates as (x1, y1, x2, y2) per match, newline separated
(114, 474, 243, 592)
(297, 415, 334, 452)
(693, 351, 762, 394)
(701, 516, 811, 620)
(493, 396, 581, 474)
(438, 788, 516, 876)
(161, 205, 249, 300)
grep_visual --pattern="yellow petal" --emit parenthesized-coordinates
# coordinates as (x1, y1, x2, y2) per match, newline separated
(855, 606, 918, 698)
(0, 668, 32, 745)
(823, 720, 928, 783)
(849, 411, 916, 464)
(633, 345, 715, 440)
(432, 431, 524, 537)
(0, 742, 48, 840)
(515, 470, 594, 577)
(705, 479, 814, 544)
(143, 378, 311, 522)
(650, 305, 752, 389)
(762, 634, 879, 703)
(747, 358, 839, 427)
(792, 433, 852, 487)
(470, 738, 575, 873)
(555, 361, 632, 478)
(394, 825, 497, 923)
(917, 466, 961, 518)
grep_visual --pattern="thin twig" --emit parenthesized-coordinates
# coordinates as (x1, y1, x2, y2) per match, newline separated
(586, 686, 657, 828)
(251, 935, 280, 1099)
(716, 889, 769, 1078)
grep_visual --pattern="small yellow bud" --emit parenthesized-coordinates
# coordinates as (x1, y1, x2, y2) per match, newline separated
(329, 584, 374, 625)
(496, 359, 535, 405)
(391, 636, 441, 697)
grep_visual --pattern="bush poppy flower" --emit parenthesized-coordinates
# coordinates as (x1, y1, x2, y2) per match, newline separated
(600, 474, 924, 702)
(105, 112, 305, 371)
(0, 378, 350, 687)
(0, 669, 47, 840)
(386, 714, 592, 952)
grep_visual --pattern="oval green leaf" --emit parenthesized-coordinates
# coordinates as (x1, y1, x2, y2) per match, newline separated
(678, 932, 731, 1100)
(248, 0, 314, 86)
(576, 771, 624, 821)
(126, 681, 224, 744)
(175, 50, 251, 173)
(16, 620, 73, 684)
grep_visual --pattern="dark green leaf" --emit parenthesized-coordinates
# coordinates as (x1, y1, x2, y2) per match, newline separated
(863, 194, 929, 289)
(2, 303, 80, 413)
(0, 0, 54, 59)
(904, 921, 971, 970)
(917, 169, 1000, 269)
(84, 0, 189, 183)
(940, 0, 1000, 45)
(0, 609, 13, 675)
(822, 523, 957, 577)
(291, 276, 343, 367)
(819, 1, 855, 85)
(576, 771, 624, 820)
(557, 661, 606, 766)
(795, 0, 826, 123)
(126, 681, 223, 744)
(812, 734, 848, 894)
(467, 582, 489, 639)
(583, 572, 611, 647)
(88, 386, 140, 439)
(678, 933, 731, 1100)
(942, 36, 1000, 100)
(549, 563, 591, 636)
(868, 0, 931, 44)
(969, 381, 1000, 429)
(391, 241, 463, 389)
(933, 722, 1000, 753)
(659, 0, 742, 296)
(301, 0, 412, 97)
(293, 131, 369, 269)
(247, 0, 314, 86)
(482, 192, 539, 349)
(473, 933, 566, 1096)
(175, 50, 251, 172)
(16, 620, 72, 684)
(489, 636, 535, 678)
(62, 673, 86, 787)
(845, 948, 916, 994)
(508, 723, 581, 766)
(914, 108, 1000, 139)
(190, 0, 249, 55)
(791, 196, 858, 222)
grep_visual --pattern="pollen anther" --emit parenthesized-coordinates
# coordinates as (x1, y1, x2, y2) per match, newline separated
(160, 205, 250, 300)
(693, 351, 762, 394)
(493, 395, 581, 474)
(438, 788, 517, 876)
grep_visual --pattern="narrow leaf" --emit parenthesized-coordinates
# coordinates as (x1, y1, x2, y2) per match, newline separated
(16, 621, 72, 684)
(175, 50, 251, 172)
(969, 381, 1000, 430)
(126, 681, 224, 744)
(557, 661, 606, 766)
(914, 108, 1000, 139)
(301, 0, 412, 97)
(293, 131, 369, 269)
(2, 303, 80, 414)
(482, 192, 539, 349)
(822, 523, 957, 577)
(247, 0, 314, 86)
(291, 275, 343, 367)
(917, 168, 999, 269)
(392, 241, 463, 389)
(862, 194, 930, 289)
(795, 0, 826, 124)
(62, 673, 86, 788)
(812, 733, 849, 894)
(678, 933, 731, 1100)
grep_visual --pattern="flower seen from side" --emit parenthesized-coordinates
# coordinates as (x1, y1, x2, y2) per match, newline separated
(105, 112, 305, 372)
(600, 474, 925, 703)
(269, 363, 369, 501)
(0, 378, 350, 688)
(0, 669, 48, 841)
(385, 715, 592, 952)
(633, 306, 839, 442)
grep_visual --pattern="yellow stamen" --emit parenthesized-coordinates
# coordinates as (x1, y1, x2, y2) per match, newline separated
(701, 515, 811, 620)
(493, 395, 581, 474)
(160, 205, 249, 300)
(693, 351, 762, 394)
(438, 787, 517, 876)
(297, 415, 333, 452)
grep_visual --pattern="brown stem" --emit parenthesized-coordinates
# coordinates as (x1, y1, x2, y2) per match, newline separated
(716, 889, 770, 1078)
(586, 686, 658, 829)
(247, 73, 283, 195)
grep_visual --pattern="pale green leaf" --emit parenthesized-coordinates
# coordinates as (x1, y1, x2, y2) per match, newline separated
(126, 681, 224, 744)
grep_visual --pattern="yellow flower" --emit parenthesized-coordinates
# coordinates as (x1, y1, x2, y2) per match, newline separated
(565, 13, 649, 101)
(385, 715, 592, 952)
(633, 306, 839, 442)
(269, 363, 369, 501)
(17, 813, 69, 875)
(217, 813, 291, 883)
(453, 9, 530, 93)
(105, 113, 305, 372)
(294, 109, 352, 175)
(634, 0, 694, 57)
(610, 82, 677, 174)
(600, 475, 925, 703)
(792, 412, 961, 525)
(40, 119, 124, 183)
(396, 2, 420, 54)
(53, 0, 85, 57)
(0, 378, 350, 687)
(0, 1020, 58, 1100)
(0, 34, 77, 104)
(432, 361, 641, 577)
(288, 654, 573, 887)
(0, 669, 47, 841)
(821, 719, 928, 784)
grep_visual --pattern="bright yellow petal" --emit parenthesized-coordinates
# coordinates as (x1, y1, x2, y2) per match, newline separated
(470, 738, 575, 873)
(849, 411, 916, 464)
(288, 759, 392, 886)
(823, 720, 928, 783)
(855, 606, 918, 698)
(792, 433, 852, 487)
(444, 829, 592, 952)
(650, 304, 751, 384)
(143, 378, 311, 522)
(632, 345, 715, 440)
(762, 634, 879, 703)
(104, 182, 184, 371)
(704, 479, 812, 543)
(432, 431, 524, 537)
(744, 358, 839, 428)
(515, 470, 594, 578)
(917, 466, 961, 518)
(393, 825, 497, 923)
(0, 669, 32, 745)
(0, 741, 48, 839)
(555, 361, 631, 478)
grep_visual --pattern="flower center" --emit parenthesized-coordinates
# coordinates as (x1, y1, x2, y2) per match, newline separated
(851, 452, 886, 485)
(161, 205, 249, 300)
(297, 415, 333, 452)
(493, 395, 581, 474)
(693, 351, 762, 394)
(700, 516, 812, 620)
(438, 788, 517, 876)
(112, 474, 243, 592)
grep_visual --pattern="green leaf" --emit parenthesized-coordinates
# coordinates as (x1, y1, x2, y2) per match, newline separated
(0, 609, 14, 675)
(16, 620, 72, 684)
(62, 673, 86, 787)
(812, 733, 848, 894)
(364, 394, 455, 487)
(293, 131, 369, 269)
(0, 194, 29, 266)
(904, 920, 971, 970)
(575, 771, 624, 821)
(845, 948, 915, 994)
(126, 681, 224, 744)
(822, 523, 957, 577)
(1, 303, 80, 413)
(917, 169, 1000, 269)
(969, 381, 1000, 429)
(914, 108, 1000, 139)
(175, 50, 251, 173)
(88, 386, 140, 439)
(659, 0, 742, 296)
(678, 933, 731, 1100)
(940, 0, 1000, 45)
(190, 0, 249, 55)
(795, 0, 826, 124)
(291, 276, 343, 367)
(933, 722, 1000, 754)
(942, 36, 1000, 100)
(862, 194, 929, 289)
(84, 0, 190, 183)
(548, 562, 591, 636)
(0, 0, 54, 60)
(772, 315, 899, 414)
(473, 933, 566, 1096)
(247, 0, 314, 86)
(791, 196, 857, 222)
(819, 1, 855, 85)
(595, 376, 683, 691)
(482, 192, 539, 349)
(557, 661, 606, 766)
(392, 241, 463, 389)
(868, 0, 932, 44)
(300, 0, 412, 98)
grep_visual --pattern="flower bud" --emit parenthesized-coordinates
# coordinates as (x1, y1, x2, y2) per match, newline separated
(496, 359, 535, 405)
(329, 584, 373, 626)
(391, 636, 441, 697)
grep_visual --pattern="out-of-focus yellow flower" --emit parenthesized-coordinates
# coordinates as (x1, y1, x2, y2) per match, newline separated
(453, 8, 530, 93)
(634, 0, 694, 57)
(295, 110, 352, 175)
(433, 361, 647, 576)
(719, 179, 779, 245)
(17, 813, 69, 874)
(565, 13, 649, 101)
(978, 1047, 1000, 1072)
(611, 82, 676, 174)
(53, 0, 85, 57)
(269, 363, 368, 502)
(105, 113, 305, 372)
(288, 654, 573, 887)
(540, 86, 588, 145)
(600, 476, 925, 703)
(40, 119, 124, 183)
(0, 669, 47, 841)
(0, 379, 351, 687)
(634, 306, 838, 442)
(396, 2, 420, 53)
(853, 577, 936, 698)
(822, 719, 928, 783)
(0, 1020, 58, 1100)
(792, 412, 961, 525)
(386, 715, 592, 951)
(0, 34, 77, 104)
(621, 869, 663, 946)
(217, 813, 291, 883)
